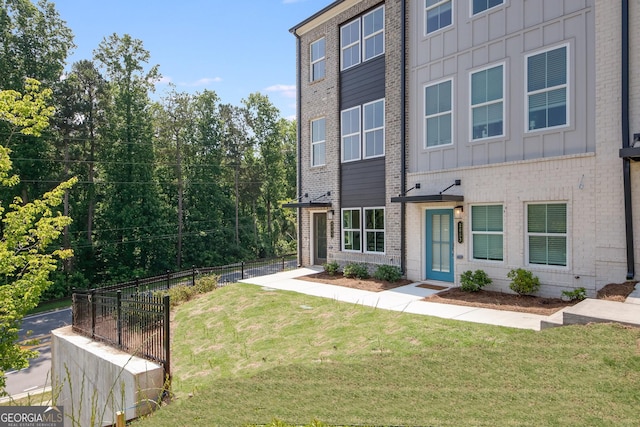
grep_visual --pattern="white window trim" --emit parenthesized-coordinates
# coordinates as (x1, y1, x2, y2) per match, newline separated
(470, 0, 505, 17)
(363, 5, 385, 62)
(341, 208, 362, 253)
(311, 117, 325, 167)
(364, 207, 385, 254)
(341, 106, 361, 163)
(424, 0, 453, 36)
(310, 38, 325, 82)
(470, 204, 504, 263)
(524, 43, 571, 133)
(423, 78, 454, 150)
(341, 18, 361, 71)
(363, 98, 385, 159)
(525, 202, 569, 269)
(469, 62, 505, 142)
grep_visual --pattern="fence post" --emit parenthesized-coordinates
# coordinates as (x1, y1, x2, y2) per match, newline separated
(166, 270, 171, 290)
(282, 257, 285, 271)
(241, 261, 245, 280)
(116, 290, 122, 348)
(163, 294, 171, 382)
(192, 265, 196, 286)
(91, 289, 96, 340)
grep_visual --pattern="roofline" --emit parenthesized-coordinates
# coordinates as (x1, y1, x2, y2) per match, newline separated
(289, 0, 348, 36)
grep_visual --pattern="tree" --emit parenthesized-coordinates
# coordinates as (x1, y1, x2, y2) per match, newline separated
(0, 79, 75, 395)
(93, 34, 170, 281)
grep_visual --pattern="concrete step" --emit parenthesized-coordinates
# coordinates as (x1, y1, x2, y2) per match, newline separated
(562, 299, 640, 327)
(540, 309, 566, 330)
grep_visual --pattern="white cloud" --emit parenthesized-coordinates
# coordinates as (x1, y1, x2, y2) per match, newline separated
(265, 84, 297, 99)
(179, 77, 223, 87)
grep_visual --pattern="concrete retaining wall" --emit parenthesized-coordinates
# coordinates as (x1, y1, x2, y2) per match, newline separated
(51, 326, 165, 427)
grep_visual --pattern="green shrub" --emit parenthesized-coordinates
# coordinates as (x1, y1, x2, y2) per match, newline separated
(460, 269, 492, 292)
(343, 263, 369, 279)
(373, 265, 403, 282)
(194, 275, 220, 293)
(507, 268, 540, 295)
(323, 261, 340, 276)
(562, 287, 587, 301)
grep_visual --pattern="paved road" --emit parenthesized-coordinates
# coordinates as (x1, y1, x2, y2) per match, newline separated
(4, 308, 71, 398)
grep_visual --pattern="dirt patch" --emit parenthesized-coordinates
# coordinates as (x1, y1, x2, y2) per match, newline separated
(298, 272, 412, 292)
(298, 273, 637, 316)
(597, 281, 637, 302)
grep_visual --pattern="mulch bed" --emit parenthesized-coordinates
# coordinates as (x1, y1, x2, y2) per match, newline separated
(298, 272, 412, 292)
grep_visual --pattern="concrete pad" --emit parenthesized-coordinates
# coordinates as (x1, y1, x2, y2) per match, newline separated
(562, 299, 640, 327)
(452, 308, 546, 330)
(625, 283, 640, 305)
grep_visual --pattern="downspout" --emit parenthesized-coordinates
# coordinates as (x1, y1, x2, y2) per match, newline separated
(294, 31, 303, 267)
(621, 0, 635, 279)
(400, 0, 407, 274)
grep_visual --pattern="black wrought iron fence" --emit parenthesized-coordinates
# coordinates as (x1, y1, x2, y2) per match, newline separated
(72, 290, 171, 378)
(71, 254, 296, 379)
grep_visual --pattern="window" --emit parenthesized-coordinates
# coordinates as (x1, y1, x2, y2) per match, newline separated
(364, 208, 385, 253)
(310, 38, 326, 82)
(342, 209, 361, 251)
(472, 0, 503, 15)
(471, 65, 504, 140)
(425, 80, 453, 148)
(363, 99, 385, 158)
(311, 118, 325, 166)
(342, 99, 385, 162)
(471, 205, 503, 261)
(363, 6, 384, 61)
(341, 19, 361, 70)
(527, 45, 568, 131)
(341, 107, 361, 162)
(425, 0, 452, 34)
(341, 6, 385, 70)
(527, 203, 567, 266)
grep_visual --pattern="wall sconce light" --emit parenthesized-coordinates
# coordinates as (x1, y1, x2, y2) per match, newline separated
(454, 205, 464, 220)
(328, 209, 334, 220)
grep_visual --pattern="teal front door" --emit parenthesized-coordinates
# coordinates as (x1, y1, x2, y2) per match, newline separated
(426, 209, 454, 282)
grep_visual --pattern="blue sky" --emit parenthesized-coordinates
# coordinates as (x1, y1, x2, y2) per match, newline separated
(53, 0, 334, 119)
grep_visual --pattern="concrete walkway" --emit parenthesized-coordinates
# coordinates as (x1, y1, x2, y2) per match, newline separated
(239, 267, 555, 331)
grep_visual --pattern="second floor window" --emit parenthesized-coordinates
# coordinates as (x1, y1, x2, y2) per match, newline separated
(342, 99, 385, 162)
(471, 64, 504, 140)
(425, 80, 452, 148)
(310, 38, 325, 82)
(527, 45, 568, 131)
(341, 6, 385, 71)
(425, 0, 452, 35)
(311, 118, 326, 166)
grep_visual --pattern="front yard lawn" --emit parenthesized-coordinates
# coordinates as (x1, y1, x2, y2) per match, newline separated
(133, 284, 640, 426)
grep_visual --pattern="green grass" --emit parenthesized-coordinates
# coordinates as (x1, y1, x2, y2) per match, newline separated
(133, 284, 640, 427)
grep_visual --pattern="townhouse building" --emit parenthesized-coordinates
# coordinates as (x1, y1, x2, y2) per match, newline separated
(289, 0, 640, 297)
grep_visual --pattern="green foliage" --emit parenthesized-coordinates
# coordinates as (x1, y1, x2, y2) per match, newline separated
(323, 261, 340, 276)
(159, 275, 220, 309)
(460, 270, 492, 292)
(0, 79, 75, 396)
(507, 268, 541, 295)
(373, 265, 403, 282)
(343, 263, 369, 279)
(562, 287, 587, 301)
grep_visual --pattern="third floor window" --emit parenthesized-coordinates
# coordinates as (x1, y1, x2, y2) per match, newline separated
(341, 5, 385, 71)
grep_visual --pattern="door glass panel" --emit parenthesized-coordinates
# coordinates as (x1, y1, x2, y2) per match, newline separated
(431, 213, 451, 273)
(315, 214, 327, 262)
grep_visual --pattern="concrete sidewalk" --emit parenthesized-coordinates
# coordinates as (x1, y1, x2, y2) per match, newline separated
(239, 267, 551, 331)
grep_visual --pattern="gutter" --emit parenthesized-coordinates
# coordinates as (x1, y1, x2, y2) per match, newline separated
(400, 0, 407, 274)
(294, 31, 303, 268)
(621, 0, 635, 279)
